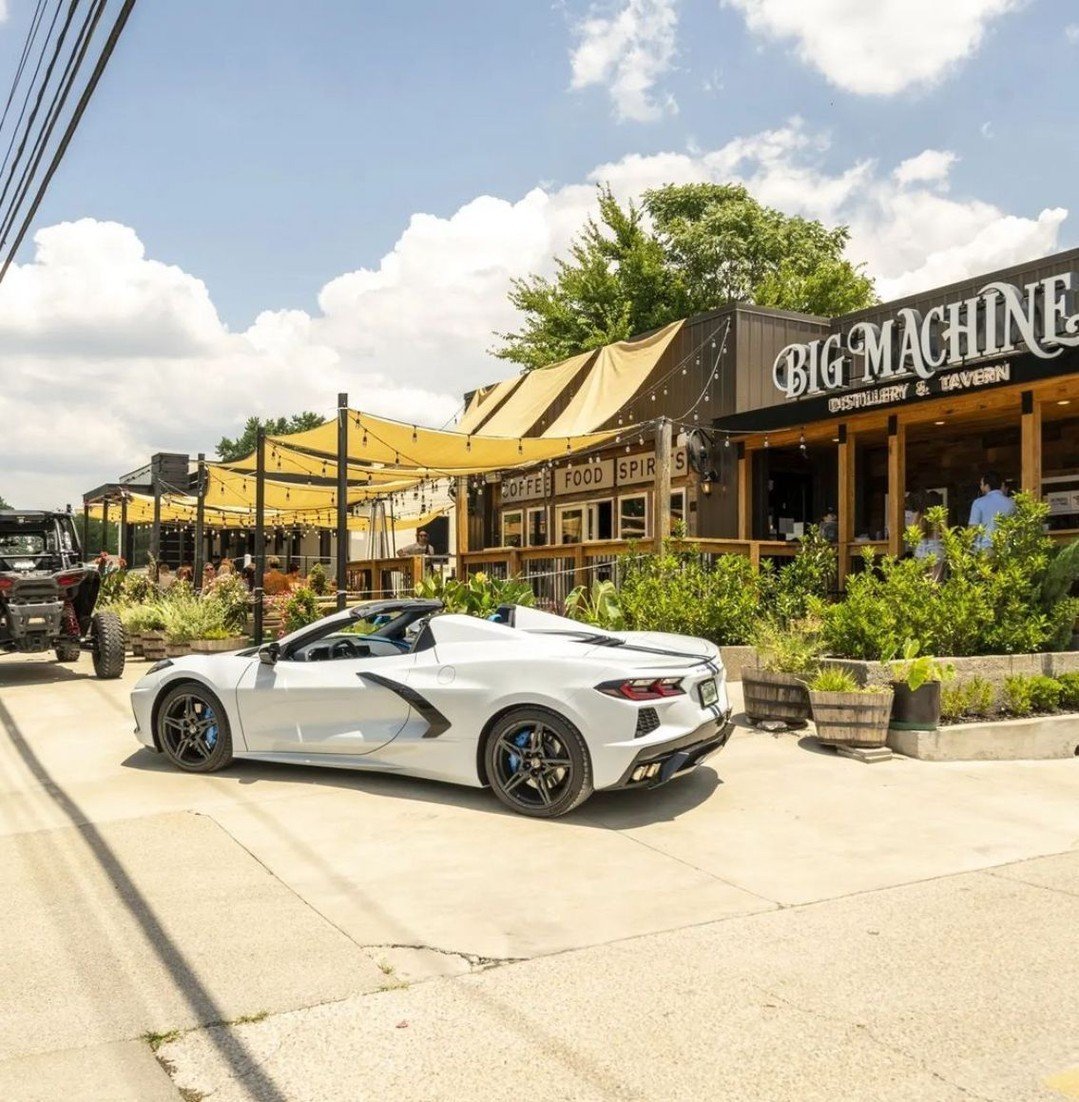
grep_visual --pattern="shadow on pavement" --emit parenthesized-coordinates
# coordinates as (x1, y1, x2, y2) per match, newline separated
(0, 659, 90, 687)
(121, 746, 723, 828)
(0, 700, 290, 1102)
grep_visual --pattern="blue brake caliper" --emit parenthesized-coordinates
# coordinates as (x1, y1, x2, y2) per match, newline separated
(507, 727, 530, 772)
(203, 705, 218, 750)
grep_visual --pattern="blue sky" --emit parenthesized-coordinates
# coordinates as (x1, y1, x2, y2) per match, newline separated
(0, 0, 1076, 502)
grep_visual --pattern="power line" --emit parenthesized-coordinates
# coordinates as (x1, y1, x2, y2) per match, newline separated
(0, 0, 139, 286)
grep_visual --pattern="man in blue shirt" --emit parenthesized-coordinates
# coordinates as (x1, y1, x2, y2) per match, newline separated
(969, 470, 1016, 550)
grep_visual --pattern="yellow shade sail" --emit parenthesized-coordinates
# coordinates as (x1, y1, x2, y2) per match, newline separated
(250, 409, 621, 477)
(543, 320, 683, 437)
(476, 348, 597, 437)
(456, 376, 524, 434)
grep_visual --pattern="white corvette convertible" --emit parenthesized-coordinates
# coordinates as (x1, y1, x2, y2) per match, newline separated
(130, 599, 733, 818)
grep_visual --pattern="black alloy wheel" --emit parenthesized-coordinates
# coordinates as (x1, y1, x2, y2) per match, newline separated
(485, 707, 593, 818)
(156, 683, 233, 773)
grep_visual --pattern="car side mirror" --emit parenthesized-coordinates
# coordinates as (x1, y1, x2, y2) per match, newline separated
(259, 642, 280, 666)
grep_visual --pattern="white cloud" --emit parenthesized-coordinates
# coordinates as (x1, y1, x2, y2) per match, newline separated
(723, 0, 1022, 95)
(1066, 23, 1079, 43)
(0, 121, 1067, 505)
(569, 0, 679, 122)
(893, 150, 958, 187)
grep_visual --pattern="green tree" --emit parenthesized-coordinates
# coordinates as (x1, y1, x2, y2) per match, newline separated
(216, 412, 324, 462)
(495, 182, 876, 368)
(0, 494, 9, 510)
(493, 187, 691, 369)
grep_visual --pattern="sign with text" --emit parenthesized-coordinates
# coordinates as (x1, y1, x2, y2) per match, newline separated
(826, 361, 1012, 414)
(773, 272, 1079, 401)
(617, 447, 689, 486)
(501, 468, 551, 504)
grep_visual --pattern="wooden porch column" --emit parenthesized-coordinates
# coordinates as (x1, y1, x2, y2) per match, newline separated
(454, 476, 470, 572)
(887, 415, 906, 557)
(837, 425, 855, 583)
(736, 443, 750, 541)
(1020, 390, 1042, 498)
(653, 417, 672, 551)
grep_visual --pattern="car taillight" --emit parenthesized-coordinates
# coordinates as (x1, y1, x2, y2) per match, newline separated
(55, 572, 84, 588)
(597, 677, 685, 701)
(0, 577, 12, 592)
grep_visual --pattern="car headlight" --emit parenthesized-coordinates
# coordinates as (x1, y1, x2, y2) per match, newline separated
(146, 659, 173, 675)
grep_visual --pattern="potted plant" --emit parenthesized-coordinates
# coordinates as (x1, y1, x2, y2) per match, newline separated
(808, 666, 894, 748)
(141, 604, 168, 661)
(887, 640, 954, 731)
(190, 627, 248, 654)
(742, 617, 822, 728)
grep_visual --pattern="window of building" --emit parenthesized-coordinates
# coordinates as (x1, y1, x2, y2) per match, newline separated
(557, 499, 613, 544)
(670, 489, 686, 532)
(527, 507, 547, 547)
(618, 494, 649, 540)
(502, 510, 523, 548)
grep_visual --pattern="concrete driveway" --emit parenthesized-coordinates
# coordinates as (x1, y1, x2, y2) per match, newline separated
(2, 653, 1079, 1099)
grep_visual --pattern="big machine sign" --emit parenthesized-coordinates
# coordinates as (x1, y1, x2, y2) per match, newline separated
(772, 273, 1079, 403)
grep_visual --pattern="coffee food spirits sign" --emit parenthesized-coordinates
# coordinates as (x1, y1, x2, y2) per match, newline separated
(772, 273, 1079, 400)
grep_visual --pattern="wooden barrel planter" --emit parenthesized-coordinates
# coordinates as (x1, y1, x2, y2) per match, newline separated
(742, 667, 811, 728)
(131, 634, 144, 658)
(810, 689, 894, 748)
(190, 636, 249, 654)
(141, 630, 167, 661)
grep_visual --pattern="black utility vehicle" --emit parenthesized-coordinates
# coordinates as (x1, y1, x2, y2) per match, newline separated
(0, 510, 124, 678)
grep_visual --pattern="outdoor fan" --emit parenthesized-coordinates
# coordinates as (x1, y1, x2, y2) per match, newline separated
(685, 428, 719, 483)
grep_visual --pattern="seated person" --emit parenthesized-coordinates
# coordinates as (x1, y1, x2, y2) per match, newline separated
(398, 530, 434, 557)
(262, 556, 290, 595)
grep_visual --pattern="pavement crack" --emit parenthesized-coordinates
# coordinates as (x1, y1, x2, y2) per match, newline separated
(983, 867, 1079, 900)
(751, 984, 1003, 1102)
(360, 941, 523, 968)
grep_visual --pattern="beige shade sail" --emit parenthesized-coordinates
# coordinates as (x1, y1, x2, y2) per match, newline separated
(223, 410, 622, 478)
(542, 320, 683, 437)
(89, 494, 373, 531)
(205, 464, 417, 511)
(455, 376, 524, 434)
(476, 348, 597, 437)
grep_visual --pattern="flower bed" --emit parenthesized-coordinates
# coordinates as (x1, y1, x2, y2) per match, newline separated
(888, 714, 1079, 761)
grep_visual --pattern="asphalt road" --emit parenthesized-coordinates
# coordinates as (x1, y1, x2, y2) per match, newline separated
(1, 652, 1078, 1100)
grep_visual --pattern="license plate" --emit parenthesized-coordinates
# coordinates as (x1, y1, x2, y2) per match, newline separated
(27, 617, 45, 626)
(699, 678, 718, 707)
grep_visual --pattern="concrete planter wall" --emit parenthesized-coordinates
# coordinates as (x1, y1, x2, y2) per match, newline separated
(718, 646, 756, 682)
(888, 713, 1079, 761)
(831, 652, 1079, 706)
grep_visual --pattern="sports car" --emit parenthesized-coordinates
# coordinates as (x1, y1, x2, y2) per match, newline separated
(130, 598, 733, 818)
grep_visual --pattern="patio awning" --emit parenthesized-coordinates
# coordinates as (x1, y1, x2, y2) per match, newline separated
(475, 348, 597, 437)
(543, 320, 683, 437)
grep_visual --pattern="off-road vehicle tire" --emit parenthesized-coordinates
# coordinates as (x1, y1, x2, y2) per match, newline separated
(54, 639, 81, 663)
(91, 611, 125, 679)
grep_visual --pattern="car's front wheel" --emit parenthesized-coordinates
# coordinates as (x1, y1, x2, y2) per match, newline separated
(156, 683, 233, 772)
(484, 707, 593, 818)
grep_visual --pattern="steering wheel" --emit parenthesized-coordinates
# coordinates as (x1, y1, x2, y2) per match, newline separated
(330, 638, 362, 659)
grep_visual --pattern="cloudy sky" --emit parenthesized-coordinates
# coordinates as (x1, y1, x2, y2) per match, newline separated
(1, 0, 1076, 505)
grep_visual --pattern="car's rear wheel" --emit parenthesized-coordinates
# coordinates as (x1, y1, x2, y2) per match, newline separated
(156, 683, 233, 772)
(54, 639, 81, 662)
(484, 707, 593, 818)
(90, 611, 125, 679)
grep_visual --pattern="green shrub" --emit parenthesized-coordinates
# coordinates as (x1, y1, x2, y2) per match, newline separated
(415, 571, 535, 618)
(753, 616, 823, 677)
(758, 526, 836, 625)
(940, 676, 996, 723)
(809, 666, 859, 693)
(1027, 675, 1062, 713)
(887, 639, 954, 691)
(280, 587, 321, 635)
(1057, 672, 1079, 710)
(307, 562, 330, 596)
(203, 573, 250, 633)
(822, 497, 1071, 660)
(619, 545, 759, 646)
(564, 579, 625, 630)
